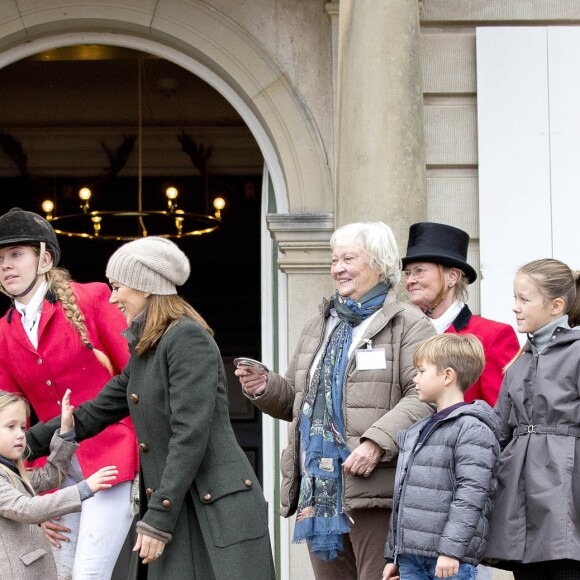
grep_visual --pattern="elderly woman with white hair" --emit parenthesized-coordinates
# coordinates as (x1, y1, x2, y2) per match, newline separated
(236, 222, 435, 580)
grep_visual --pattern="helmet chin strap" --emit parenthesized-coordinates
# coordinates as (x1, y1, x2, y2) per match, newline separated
(37, 242, 54, 275)
(423, 264, 453, 317)
(0, 242, 53, 299)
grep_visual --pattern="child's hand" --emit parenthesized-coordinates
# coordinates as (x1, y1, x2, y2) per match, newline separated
(435, 555, 459, 578)
(60, 389, 74, 434)
(86, 466, 118, 494)
(383, 563, 399, 580)
(40, 518, 71, 549)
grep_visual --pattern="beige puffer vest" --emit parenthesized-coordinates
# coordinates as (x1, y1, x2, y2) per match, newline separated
(253, 292, 435, 516)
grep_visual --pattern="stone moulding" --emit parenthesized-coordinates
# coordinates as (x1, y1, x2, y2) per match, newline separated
(267, 213, 334, 274)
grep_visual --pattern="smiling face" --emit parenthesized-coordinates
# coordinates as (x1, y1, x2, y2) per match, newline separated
(0, 245, 49, 304)
(513, 273, 563, 334)
(0, 401, 28, 462)
(330, 244, 381, 302)
(109, 282, 149, 325)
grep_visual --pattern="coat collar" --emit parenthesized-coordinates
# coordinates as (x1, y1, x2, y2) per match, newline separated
(6, 288, 58, 323)
(5, 290, 58, 353)
(0, 454, 19, 475)
(523, 325, 580, 353)
(398, 399, 499, 447)
(121, 309, 148, 345)
(450, 304, 473, 332)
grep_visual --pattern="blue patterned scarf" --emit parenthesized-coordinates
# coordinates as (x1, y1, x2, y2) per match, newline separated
(292, 282, 389, 560)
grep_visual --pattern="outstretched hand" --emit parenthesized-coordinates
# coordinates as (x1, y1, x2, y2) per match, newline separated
(235, 366, 268, 397)
(86, 466, 118, 494)
(60, 389, 74, 434)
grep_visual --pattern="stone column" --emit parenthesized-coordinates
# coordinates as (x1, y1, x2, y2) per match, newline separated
(336, 0, 427, 252)
(266, 213, 335, 580)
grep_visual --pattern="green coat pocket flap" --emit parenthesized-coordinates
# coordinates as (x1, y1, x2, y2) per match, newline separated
(196, 462, 254, 503)
(194, 462, 268, 548)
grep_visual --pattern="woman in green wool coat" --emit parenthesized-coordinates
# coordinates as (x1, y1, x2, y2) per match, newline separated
(26, 236, 276, 580)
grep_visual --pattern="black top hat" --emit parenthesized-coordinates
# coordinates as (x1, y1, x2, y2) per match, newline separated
(402, 222, 477, 283)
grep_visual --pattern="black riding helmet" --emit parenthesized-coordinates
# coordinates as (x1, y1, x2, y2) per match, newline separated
(0, 207, 61, 266)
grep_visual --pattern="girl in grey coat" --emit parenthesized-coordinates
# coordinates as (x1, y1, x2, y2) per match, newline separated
(485, 259, 580, 579)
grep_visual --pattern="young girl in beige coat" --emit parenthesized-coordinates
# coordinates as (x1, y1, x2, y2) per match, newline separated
(0, 390, 117, 579)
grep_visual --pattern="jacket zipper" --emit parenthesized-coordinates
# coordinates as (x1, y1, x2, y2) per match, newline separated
(392, 429, 413, 563)
(341, 314, 396, 515)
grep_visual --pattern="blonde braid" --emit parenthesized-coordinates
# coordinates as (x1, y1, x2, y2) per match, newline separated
(46, 268, 114, 376)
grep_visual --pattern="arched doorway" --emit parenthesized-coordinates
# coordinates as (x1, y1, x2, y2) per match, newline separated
(0, 43, 266, 459)
(0, 44, 268, 578)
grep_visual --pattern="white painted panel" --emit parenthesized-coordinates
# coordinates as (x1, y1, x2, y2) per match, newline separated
(547, 27, 580, 269)
(477, 27, 552, 332)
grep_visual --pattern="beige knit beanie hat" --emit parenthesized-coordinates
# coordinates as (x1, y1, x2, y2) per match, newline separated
(106, 237, 190, 295)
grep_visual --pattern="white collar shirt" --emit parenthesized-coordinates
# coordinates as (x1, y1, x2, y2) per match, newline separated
(432, 299, 464, 335)
(14, 280, 48, 349)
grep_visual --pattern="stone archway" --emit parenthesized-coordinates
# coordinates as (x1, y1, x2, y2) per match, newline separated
(0, 5, 335, 577)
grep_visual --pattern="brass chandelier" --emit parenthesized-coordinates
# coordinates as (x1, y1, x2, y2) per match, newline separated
(40, 60, 225, 240)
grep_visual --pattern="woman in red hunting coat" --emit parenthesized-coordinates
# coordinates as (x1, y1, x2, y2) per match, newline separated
(0, 208, 138, 579)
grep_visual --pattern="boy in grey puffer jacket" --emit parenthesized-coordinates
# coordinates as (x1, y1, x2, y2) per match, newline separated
(383, 334, 500, 580)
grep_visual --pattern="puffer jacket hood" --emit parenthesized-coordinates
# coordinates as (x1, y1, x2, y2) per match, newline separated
(447, 399, 500, 439)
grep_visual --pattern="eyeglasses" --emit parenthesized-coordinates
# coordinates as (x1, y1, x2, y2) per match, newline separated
(402, 266, 431, 281)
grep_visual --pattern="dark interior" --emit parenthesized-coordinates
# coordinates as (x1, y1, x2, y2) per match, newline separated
(0, 46, 264, 480)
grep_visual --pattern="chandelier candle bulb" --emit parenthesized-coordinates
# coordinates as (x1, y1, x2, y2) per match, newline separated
(41, 200, 54, 220)
(79, 187, 92, 213)
(213, 197, 226, 219)
(166, 187, 179, 211)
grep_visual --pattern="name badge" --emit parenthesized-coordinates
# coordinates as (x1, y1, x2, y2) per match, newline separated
(356, 347, 387, 370)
